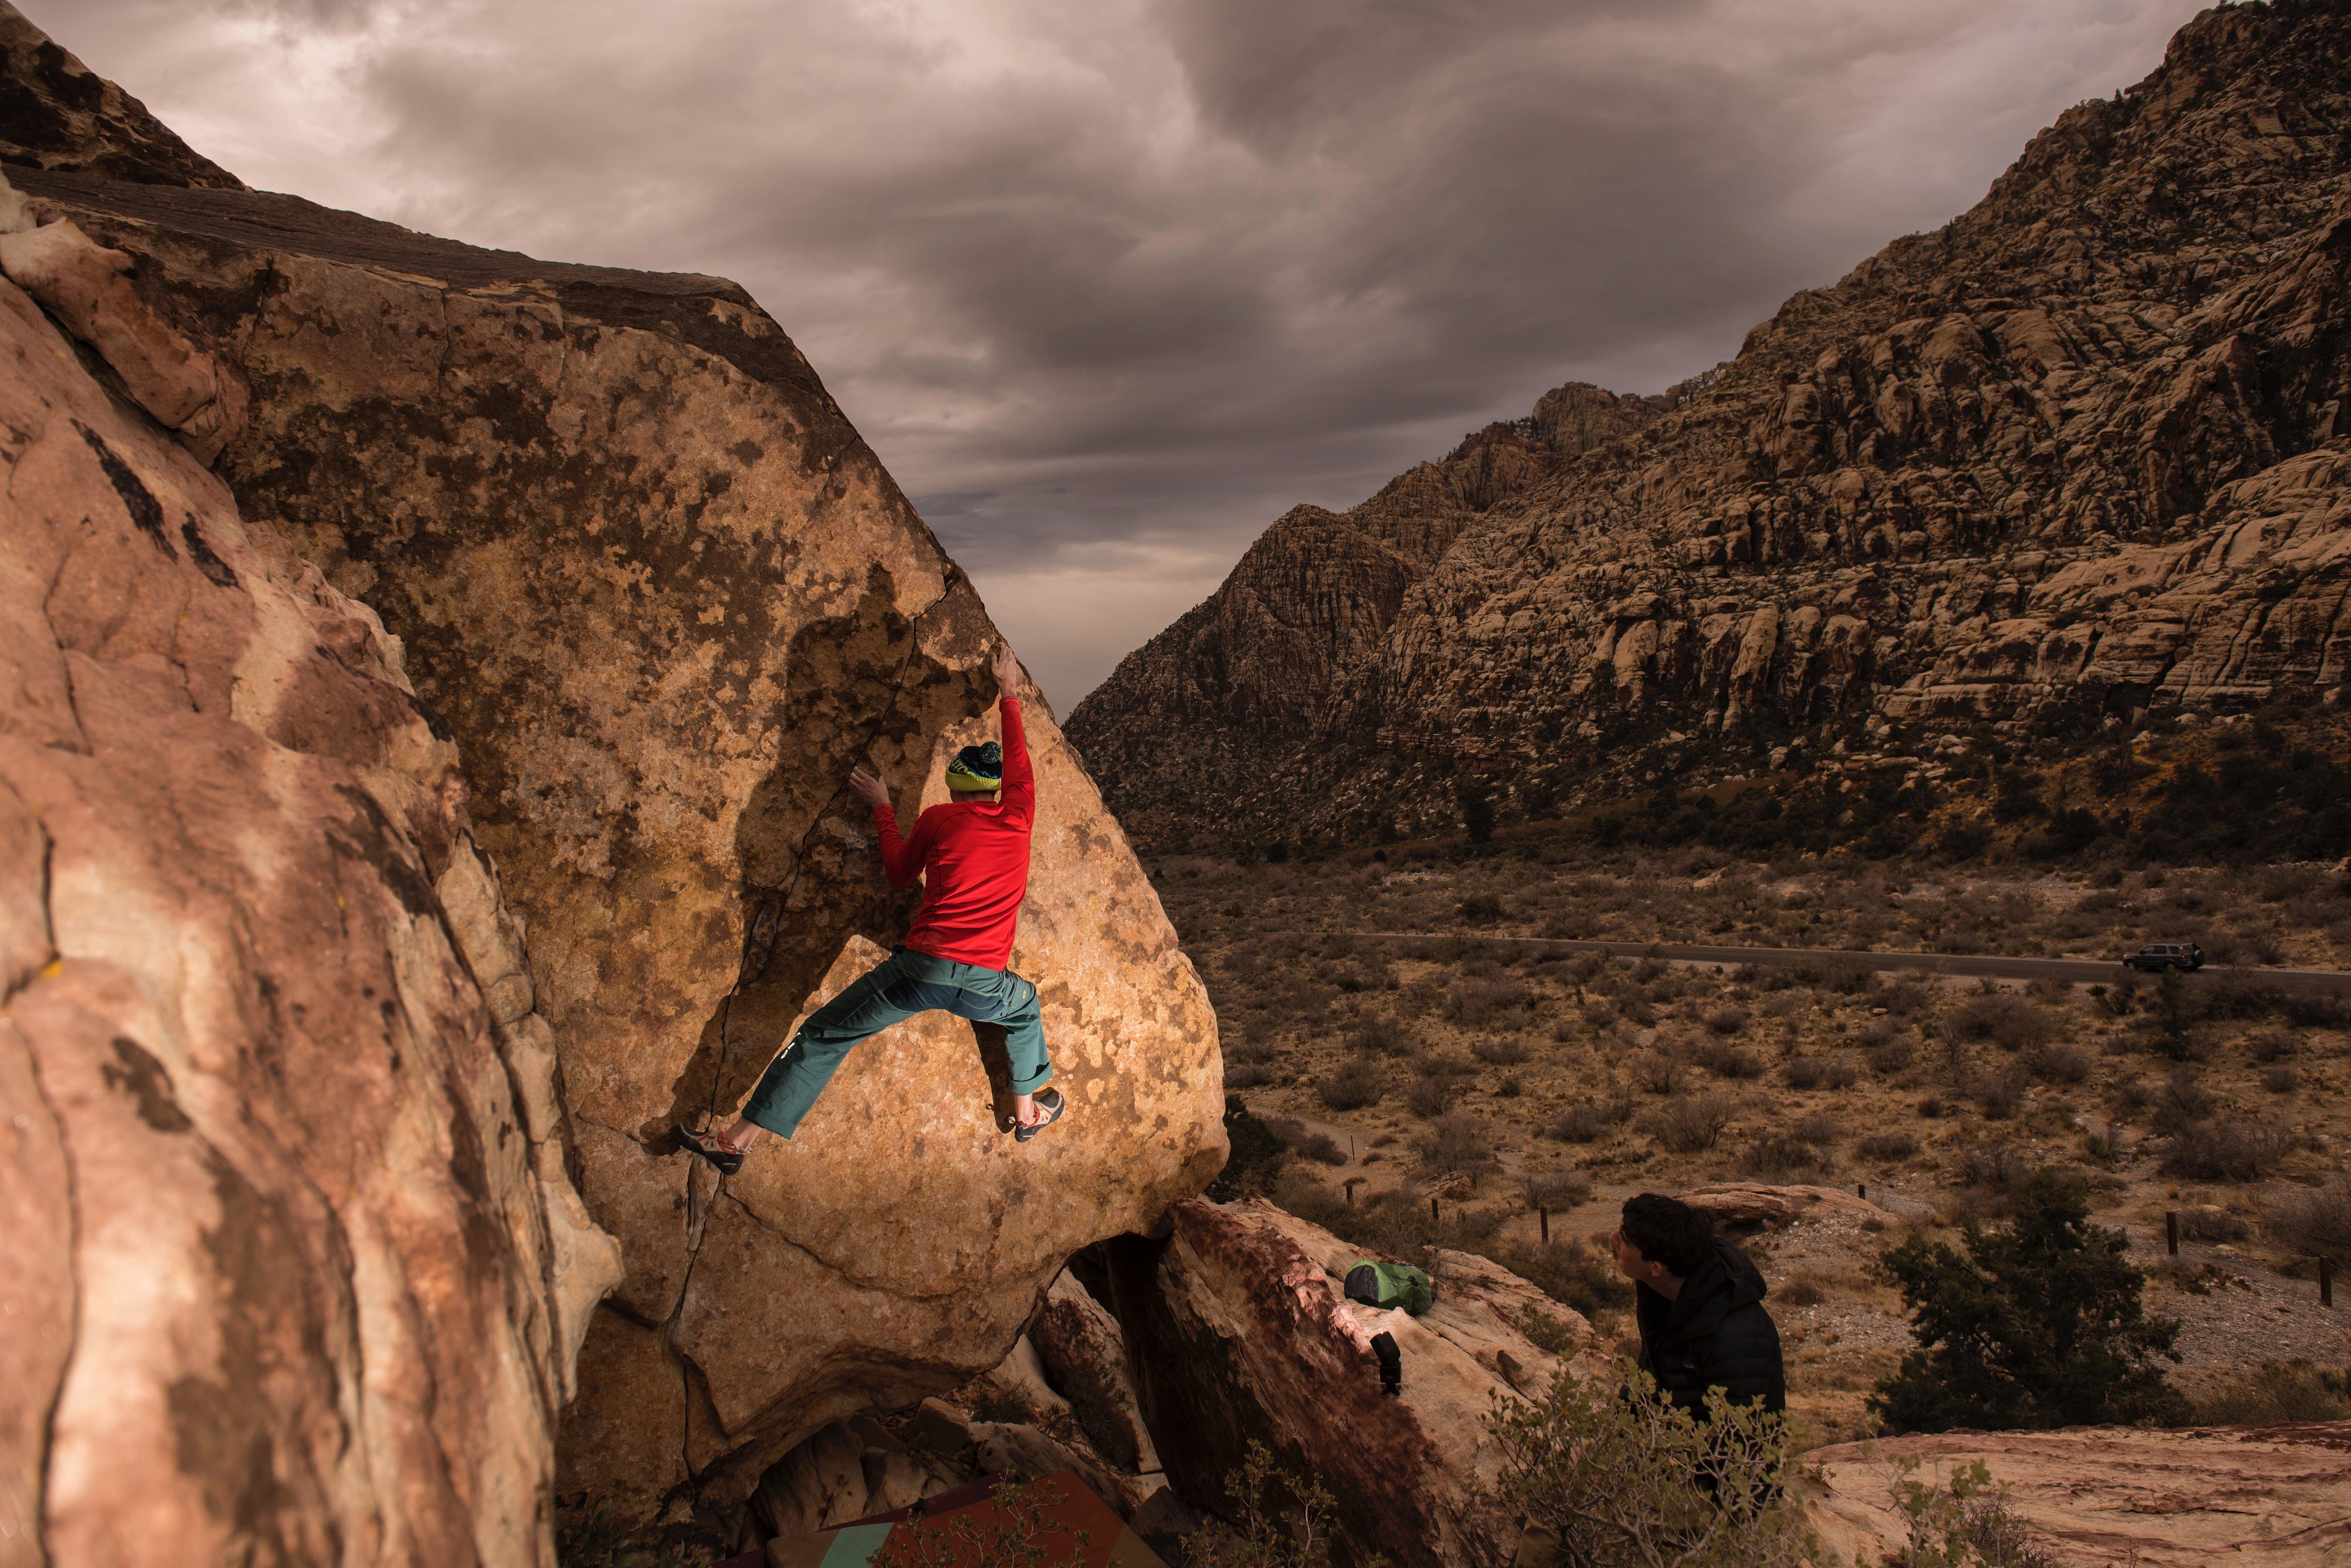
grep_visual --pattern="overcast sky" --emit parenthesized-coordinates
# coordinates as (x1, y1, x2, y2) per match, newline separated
(47, 0, 2203, 708)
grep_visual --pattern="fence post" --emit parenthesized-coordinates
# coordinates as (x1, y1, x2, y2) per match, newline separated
(1857, 1183, 1867, 1203)
(2324, 1256, 2336, 1310)
(2166, 1211, 2179, 1256)
(1431, 1197, 1440, 1225)
(1539, 1207, 1550, 1244)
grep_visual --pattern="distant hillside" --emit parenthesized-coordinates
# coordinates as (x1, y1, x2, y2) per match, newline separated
(1068, 1, 2351, 857)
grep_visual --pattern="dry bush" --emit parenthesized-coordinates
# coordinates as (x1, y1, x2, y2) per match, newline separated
(1776, 1276, 1827, 1307)
(1640, 1093, 1735, 1154)
(1415, 1050, 1477, 1079)
(1631, 1051, 1682, 1096)
(1784, 1056, 1859, 1091)
(1547, 1101, 1631, 1143)
(1857, 1130, 1921, 1162)
(2152, 1068, 2213, 1131)
(2247, 1027, 2298, 1064)
(2162, 1121, 2291, 1181)
(2177, 1205, 2248, 1244)
(1692, 1039, 1766, 1080)
(1702, 1005, 1750, 1037)
(1580, 998, 1619, 1027)
(1348, 1016, 1415, 1055)
(1743, 1133, 1833, 1180)
(1227, 1061, 1281, 1088)
(1316, 1057, 1383, 1112)
(1881, 980, 1933, 1016)
(2268, 1179, 2351, 1262)
(1947, 995, 2061, 1054)
(2191, 1362, 2351, 1426)
(1951, 1144, 2034, 1191)
(1867, 1037, 1917, 1076)
(1969, 1068, 2027, 1120)
(1448, 977, 1533, 1029)
(1415, 1114, 1502, 1186)
(1473, 1037, 1531, 1066)
(1524, 1170, 1594, 1211)
(2264, 1064, 2303, 1095)
(2027, 1043, 2094, 1084)
(1405, 1076, 1454, 1119)
(1791, 1112, 1841, 1146)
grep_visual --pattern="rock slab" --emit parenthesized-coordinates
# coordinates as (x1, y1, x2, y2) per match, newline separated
(0, 194, 615, 1565)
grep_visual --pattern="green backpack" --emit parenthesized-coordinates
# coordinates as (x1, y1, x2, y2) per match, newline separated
(1344, 1260, 1435, 1316)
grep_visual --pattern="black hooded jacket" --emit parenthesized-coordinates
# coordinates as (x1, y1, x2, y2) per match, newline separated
(1634, 1237, 1786, 1415)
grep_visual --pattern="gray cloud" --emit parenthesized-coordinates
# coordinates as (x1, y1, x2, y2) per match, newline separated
(41, 0, 2203, 706)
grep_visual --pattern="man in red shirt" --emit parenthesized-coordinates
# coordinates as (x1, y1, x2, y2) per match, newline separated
(679, 641, 1060, 1174)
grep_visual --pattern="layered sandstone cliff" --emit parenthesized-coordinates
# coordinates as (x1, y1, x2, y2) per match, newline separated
(1, 1, 1224, 1543)
(1069, 2, 2351, 847)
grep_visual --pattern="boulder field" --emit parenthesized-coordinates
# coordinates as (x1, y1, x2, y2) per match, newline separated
(0, 0, 1223, 1548)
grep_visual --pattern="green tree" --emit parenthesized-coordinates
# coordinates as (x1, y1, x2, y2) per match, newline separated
(1871, 1171, 2187, 1433)
(1457, 781, 1496, 845)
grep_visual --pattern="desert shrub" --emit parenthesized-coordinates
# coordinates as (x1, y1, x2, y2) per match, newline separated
(1881, 980, 1933, 1016)
(1969, 1067, 2027, 1120)
(1631, 1051, 1682, 1096)
(1448, 977, 1532, 1028)
(1702, 1005, 1750, 1036)
(2162, 1121, 2291, 1181)
(1226, 1060, 1281, 1088)
(1580, 998, 1619, 1027)
(1950, 1144, 2034, 1191)
(1415, 1114, 1501, 1186)
(1882, 1459, 2056, 1568)
(1473, 1037, 1531, 1066)
(1524, 1170, 1594, 1211)
(1857, 1130, 1921, 1162)
(1485, 1238, 1632, 1321)
(1498, 1075, 1524, 1097)
(1743, 1133, 1832, 1180)
(1415, 1049, 1476, 1079)
(1867, 1037, 1917, 1075)
(1184, 1441, 1353, 1568)
(1871, 1171, 2187, 1433)
(1294, 1132, 1348, 1166)
(2268, 1179, 2351, 1263)
(1488, 1365, 1819, 1568)
(1457, 894, 1507, 925)
(1948, 995, 2061, 1054)
(1693, 1040, 1766, 1080)
(2188, 1362, 2351, 1426)
(1784, 1055, 1859, 1091)
(2151, 1068, 2212, 1131)
(2264, 1064, 2303, 1094)
(1404, 1076, 1454, 1119)
(1640, 1093, 1735, 1154)
(1348, 1016, 1415, 1055)
(1548, 1100, 1631, 1143)
(2027, 1042, 2093, 1084)
(2177, 1205, 2248, 1244)
(1790, 1112, 1841, 1145)
(2247, 1027, 2299, 1064)
(1776, 1276, 1826, 1307)
(1916, 1096, 1946, 1119)
(1316, 1058, 1383, 1112)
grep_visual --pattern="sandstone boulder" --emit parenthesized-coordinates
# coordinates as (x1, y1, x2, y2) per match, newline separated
(1032, 1272, 1162, 1474)
(1801, 1423, 2351, 1566)
(1105, 1197, 1597, 1568)
(1, 9, 1226, 1527)
(1678, 1182, 1893, 1231)
(0, 212, 615, 1564)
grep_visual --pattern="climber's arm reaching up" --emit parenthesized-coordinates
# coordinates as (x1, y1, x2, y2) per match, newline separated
(851, 766, 929, 886)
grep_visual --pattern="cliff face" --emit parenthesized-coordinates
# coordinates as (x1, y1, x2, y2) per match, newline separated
(1068, 2, 2351, 848)
(1, 1, 1224, 1545)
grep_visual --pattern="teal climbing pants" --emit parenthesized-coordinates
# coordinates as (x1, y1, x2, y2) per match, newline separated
(740, 948, 1052, 1139)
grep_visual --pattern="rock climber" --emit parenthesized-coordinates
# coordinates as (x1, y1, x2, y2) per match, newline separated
(677, 639, 1060, 1174)
(1609, 1192, 1786, 1416)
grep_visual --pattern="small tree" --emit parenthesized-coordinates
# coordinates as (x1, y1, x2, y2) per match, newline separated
(1487, 1366, 1821, 1568)
(1870, 1171, 2187, 1433)
(1458, 781, 1497, 845)
(1186, 1441, 1364, 1568)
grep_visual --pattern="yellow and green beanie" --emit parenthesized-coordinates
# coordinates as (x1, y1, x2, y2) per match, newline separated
(945, 742, 1003, 792)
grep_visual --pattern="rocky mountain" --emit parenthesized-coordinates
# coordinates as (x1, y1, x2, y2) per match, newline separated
(0, 3, 1223, 1556)
(1068, 1, 2351, 851)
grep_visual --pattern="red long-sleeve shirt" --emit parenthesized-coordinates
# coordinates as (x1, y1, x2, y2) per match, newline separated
(872, 698, 1035, 969)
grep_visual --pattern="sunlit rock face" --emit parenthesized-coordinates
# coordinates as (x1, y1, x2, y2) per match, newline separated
(2, 0, 1224, 1532)
(0, 204, 619, 1566)
(1069, 3, 2351, 847)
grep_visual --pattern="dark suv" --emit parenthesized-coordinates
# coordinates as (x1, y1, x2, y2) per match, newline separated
(2124, 941, 2204, 972)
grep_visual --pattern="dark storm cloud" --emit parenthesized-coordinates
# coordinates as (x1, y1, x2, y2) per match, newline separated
(45, 0, 2204, 704)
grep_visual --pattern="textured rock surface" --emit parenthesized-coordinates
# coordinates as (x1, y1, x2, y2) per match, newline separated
(0, 206, 615, 1563)
(0, 3, 243, 189)
(2, 6, 1225, 1526)
(1104, 1196, 1595, 1568)
(1678, 1182, 1894, 1231)
(1031, 1272, 1161, 1476)
(1801, 1423, 2351, 1566)
(1070, 4, 2351, 847)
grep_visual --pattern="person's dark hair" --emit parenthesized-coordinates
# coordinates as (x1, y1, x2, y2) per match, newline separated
(1621, 1192, 1716, 1279)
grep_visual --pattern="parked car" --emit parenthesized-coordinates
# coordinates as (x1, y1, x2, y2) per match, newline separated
(2124, 941, 2204, 972)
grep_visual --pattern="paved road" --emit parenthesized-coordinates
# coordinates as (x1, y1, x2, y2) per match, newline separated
(1327, 932, 2351, 993)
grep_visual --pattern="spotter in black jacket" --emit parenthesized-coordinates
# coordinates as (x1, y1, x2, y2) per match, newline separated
(1634, 1236, 1787, 1414)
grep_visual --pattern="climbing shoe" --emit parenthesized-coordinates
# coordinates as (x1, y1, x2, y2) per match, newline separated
(1014, 1088, 1065, 1143)
(676, 1126, 744, 1176)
